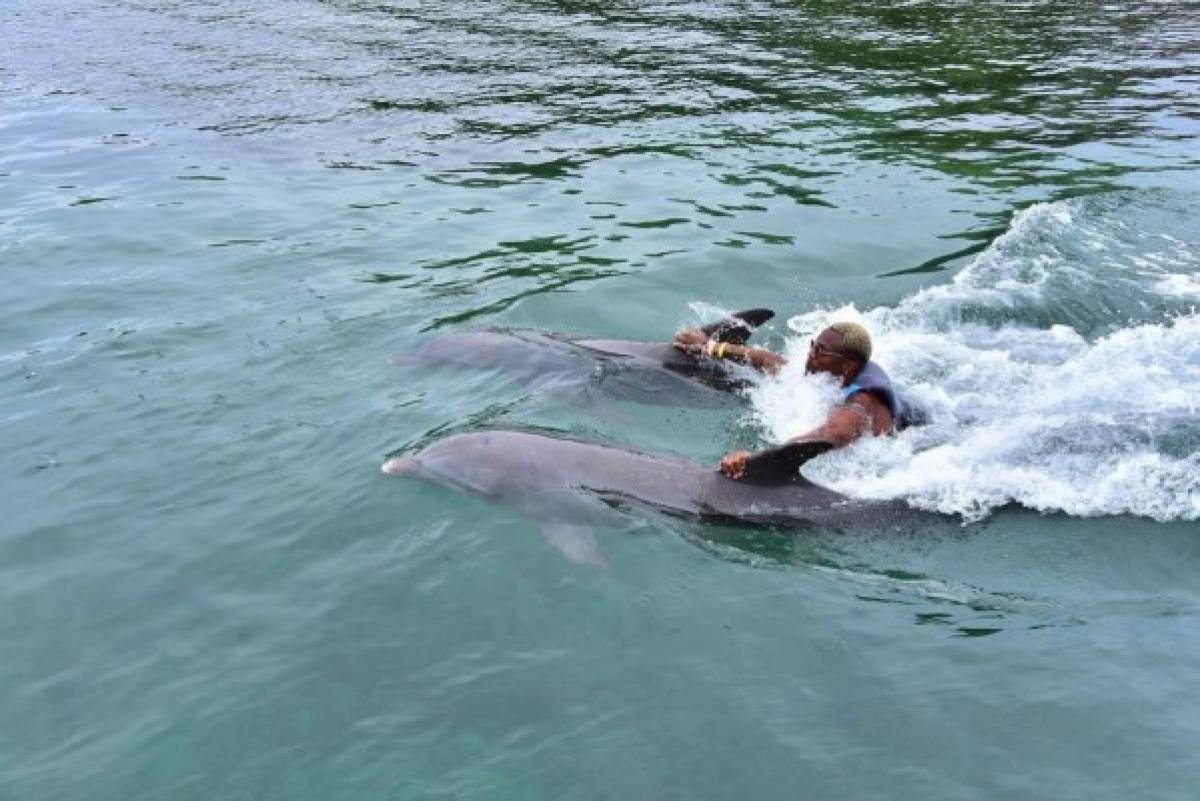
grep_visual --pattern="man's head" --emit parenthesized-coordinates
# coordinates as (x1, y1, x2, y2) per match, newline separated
(805, 322, 872, 384)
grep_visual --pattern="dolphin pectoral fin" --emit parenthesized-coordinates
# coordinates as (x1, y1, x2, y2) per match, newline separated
(538, 522, 608, 568)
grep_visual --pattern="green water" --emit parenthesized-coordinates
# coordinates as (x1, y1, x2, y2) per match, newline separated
(3, 1, 1199, 798)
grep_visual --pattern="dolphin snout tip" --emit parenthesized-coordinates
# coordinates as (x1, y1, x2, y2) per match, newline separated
(381, 456, 417, 476)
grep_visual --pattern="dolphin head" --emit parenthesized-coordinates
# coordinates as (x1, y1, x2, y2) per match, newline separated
(380, 434, 511, 496)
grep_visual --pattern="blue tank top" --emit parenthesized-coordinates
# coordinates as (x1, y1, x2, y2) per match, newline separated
(841, 361, 926, 431)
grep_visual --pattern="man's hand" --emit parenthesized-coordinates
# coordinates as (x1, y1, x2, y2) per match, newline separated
(673, 326, 708, 354)
(718, 450, 752, 479)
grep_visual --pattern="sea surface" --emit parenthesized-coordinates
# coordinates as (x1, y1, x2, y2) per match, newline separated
(3, 1, 1199, 799)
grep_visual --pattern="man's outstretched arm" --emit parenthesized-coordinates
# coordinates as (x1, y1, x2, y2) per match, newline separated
(672, 327, 787, 375)
(719, 402, 876, 480)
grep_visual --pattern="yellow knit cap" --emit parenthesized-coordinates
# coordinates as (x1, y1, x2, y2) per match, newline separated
(828, 321, 872, 362)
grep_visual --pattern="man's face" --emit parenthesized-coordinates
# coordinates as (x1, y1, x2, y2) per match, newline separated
(805, 328, 851, 376)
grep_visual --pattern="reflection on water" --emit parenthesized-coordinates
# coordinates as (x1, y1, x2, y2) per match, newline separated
(10, 0, 1199, 322)
(665, 512, 1027, 638)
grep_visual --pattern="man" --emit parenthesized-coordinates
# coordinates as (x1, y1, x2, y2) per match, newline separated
(673, 320, 919, 480)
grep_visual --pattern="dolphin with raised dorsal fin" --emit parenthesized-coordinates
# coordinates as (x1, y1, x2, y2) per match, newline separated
(382, 429, 933, 565)
(570, 307, 774, 373)
(396, 309, 776, 403)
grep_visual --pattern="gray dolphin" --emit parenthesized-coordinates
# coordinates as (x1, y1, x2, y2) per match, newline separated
(382, 430, 932, 565)
(396, 309, 775, 404)
(571, 306, 774, 385)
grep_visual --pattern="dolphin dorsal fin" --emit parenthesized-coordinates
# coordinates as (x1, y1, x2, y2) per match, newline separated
(700, 308, 775, 344)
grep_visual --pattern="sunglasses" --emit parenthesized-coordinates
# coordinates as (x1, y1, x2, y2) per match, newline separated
(809, 339, 847, 360)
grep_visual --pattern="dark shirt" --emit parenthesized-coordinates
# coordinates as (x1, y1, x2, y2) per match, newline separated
(841, 361, 927, 431)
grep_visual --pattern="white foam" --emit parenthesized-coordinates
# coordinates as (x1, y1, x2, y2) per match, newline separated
(746, 196, 1200, 522)
(1155, 273, 1200, 298)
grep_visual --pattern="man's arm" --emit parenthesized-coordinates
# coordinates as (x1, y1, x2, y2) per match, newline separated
(672, 328, 787, 375)
(719, 399, 885, 480)
(794, 402, 874, 448)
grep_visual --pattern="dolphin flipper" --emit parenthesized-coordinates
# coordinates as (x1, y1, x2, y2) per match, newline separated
(539, 522, 608, 568)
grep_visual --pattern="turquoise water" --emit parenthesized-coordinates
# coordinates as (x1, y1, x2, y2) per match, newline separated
(3, 1, 1199, 798)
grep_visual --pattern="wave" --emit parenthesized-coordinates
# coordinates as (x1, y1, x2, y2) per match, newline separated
(749, 190, 1200, 522)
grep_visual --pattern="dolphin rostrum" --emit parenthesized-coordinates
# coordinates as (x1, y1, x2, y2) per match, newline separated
(382, 430, 930, 565)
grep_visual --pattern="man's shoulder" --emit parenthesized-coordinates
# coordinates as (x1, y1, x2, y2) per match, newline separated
(843, 387, 890, 412)
(856, 360, 892, 384)
(841, 384, 896, 434)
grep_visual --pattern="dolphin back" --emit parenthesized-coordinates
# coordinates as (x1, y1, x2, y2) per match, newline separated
(383, 430, 875, 528)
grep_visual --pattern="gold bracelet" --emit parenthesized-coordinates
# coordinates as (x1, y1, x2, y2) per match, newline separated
(716, 342, 728, 359)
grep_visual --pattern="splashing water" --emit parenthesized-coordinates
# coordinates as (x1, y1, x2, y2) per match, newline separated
(749, 192, 1200, 522)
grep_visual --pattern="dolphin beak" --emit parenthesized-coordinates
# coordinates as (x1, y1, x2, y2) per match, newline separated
(381, 456, 417, 476)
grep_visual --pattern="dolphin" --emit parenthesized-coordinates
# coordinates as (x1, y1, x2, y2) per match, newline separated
(382, 430, 932, 565)
(396, 309, 775, 404)
(571, 307, 774, 384)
